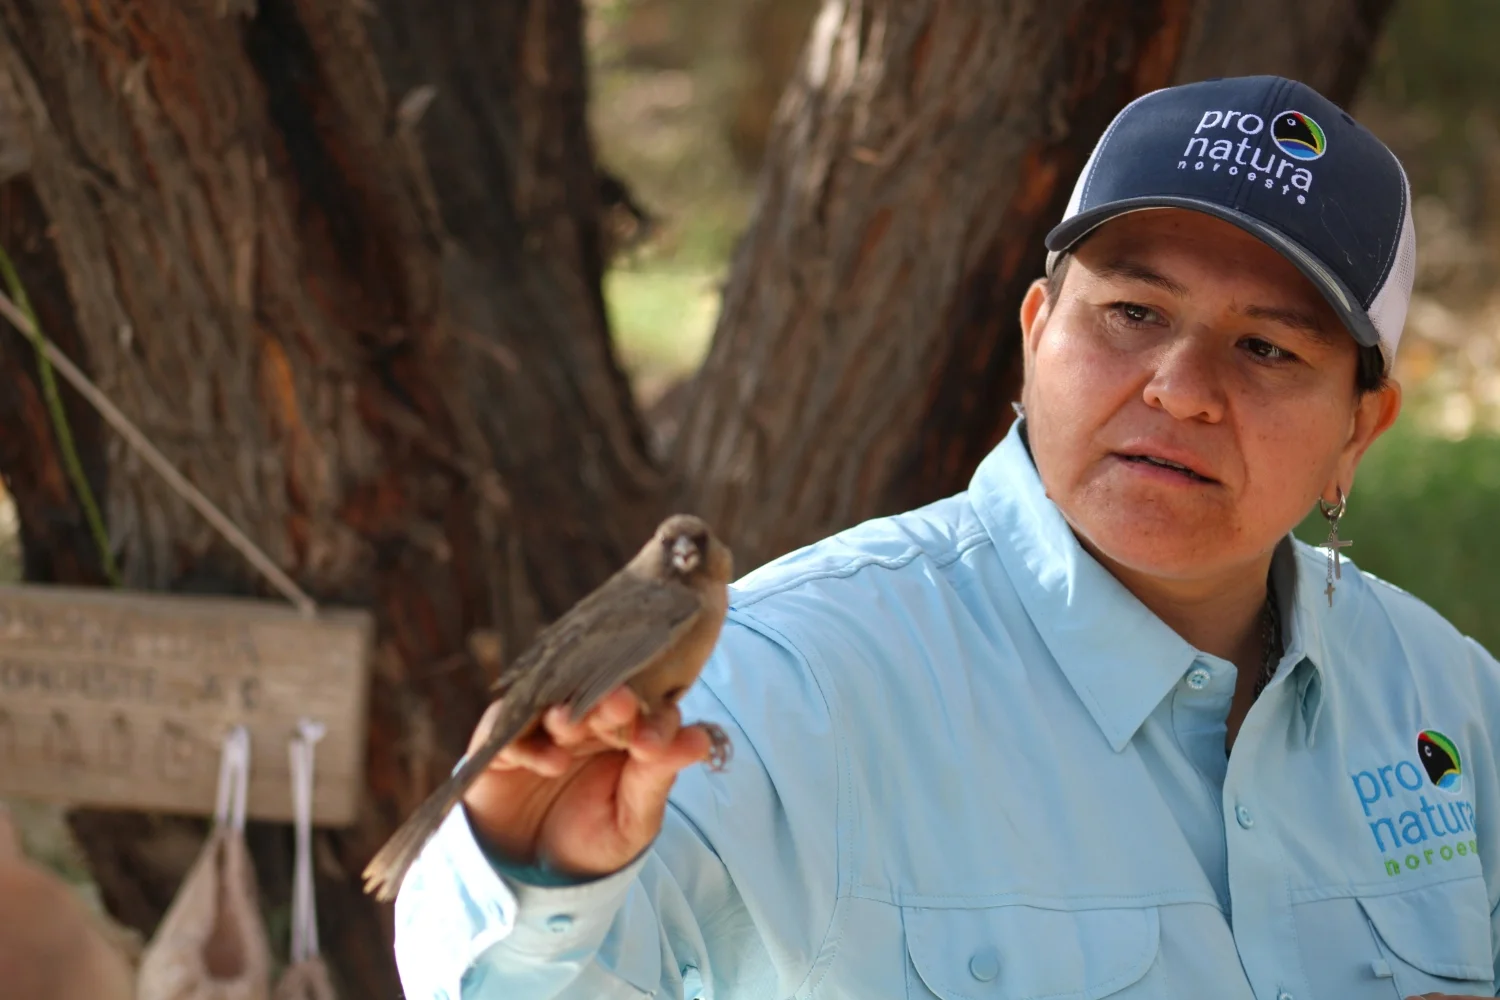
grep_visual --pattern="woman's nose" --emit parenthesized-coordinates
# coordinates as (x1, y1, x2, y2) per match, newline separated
(1141, 336, 1227, 423)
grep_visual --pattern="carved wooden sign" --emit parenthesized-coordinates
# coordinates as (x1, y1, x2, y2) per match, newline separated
(0, 583, 373, 825)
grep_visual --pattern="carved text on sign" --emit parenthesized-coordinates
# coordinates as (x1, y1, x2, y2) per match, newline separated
(0, 584, 372, 825)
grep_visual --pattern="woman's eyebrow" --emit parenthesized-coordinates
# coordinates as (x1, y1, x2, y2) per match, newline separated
(1096, 258, 1338, 344)
(1243, 304, 1339, 344)
(1093, 259, 1189, 296)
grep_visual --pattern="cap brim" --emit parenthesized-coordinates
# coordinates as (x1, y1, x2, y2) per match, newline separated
(1045, 197, 1382, 350)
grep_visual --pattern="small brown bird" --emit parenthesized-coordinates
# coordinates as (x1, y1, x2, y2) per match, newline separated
(362, 513, 734, 902)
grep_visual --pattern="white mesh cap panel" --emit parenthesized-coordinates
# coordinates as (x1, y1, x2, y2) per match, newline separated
(1365, 168, 1417, 367)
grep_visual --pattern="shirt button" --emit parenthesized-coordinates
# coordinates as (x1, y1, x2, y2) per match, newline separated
(969, 947, 1000, 982)
(546, 913, 574, 933)
(1235, 805, 1254, 829)
(1186, 667, 1211, 690)
(1277, 992, 1293, 1000)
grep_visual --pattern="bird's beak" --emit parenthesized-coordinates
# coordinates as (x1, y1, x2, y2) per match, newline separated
(671, 536, 699, 573)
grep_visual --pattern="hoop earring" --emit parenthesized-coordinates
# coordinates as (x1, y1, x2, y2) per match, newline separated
(1318, 486, 1352, 607)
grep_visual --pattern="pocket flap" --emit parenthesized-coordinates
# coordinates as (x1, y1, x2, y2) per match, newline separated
(905, 904, 1159, 1000)
(1358, 877, 1492, 982)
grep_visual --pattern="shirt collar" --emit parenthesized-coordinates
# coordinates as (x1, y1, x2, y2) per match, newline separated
(1274, 528, 1333, 744)
(969, 420, 1331, 752)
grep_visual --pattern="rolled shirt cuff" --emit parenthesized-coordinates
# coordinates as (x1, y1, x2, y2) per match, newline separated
(394, 803, 648, 997)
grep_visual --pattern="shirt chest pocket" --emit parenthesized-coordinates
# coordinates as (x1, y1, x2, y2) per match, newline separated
(1363, 876, 1494, 996)
(902, 904, 1160, 1000)
(1296, 876, 1495, 999)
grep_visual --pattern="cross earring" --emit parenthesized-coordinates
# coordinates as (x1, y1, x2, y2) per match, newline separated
(1319, 486, 1352, 607)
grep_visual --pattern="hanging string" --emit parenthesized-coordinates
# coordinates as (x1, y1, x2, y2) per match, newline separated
(214, 725, 252, 833)
(0, 288, 318, 618)
(289, 718, 326, 965)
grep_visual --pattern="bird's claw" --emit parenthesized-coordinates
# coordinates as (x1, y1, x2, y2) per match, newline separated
(702, 722, 732, 772)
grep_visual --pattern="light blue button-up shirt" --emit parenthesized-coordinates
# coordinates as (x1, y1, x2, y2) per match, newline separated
(395, 422, 1500, 999)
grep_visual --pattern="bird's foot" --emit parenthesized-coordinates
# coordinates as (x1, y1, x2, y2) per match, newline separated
(702, 722, 733, 772)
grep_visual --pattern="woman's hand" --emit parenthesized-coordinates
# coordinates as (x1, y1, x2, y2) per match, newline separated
(460, 687, 717, 877)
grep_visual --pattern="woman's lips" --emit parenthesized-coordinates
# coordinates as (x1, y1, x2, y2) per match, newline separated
(1113, 452, 1218, 484)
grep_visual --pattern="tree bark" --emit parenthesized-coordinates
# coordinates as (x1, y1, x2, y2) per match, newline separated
(0, 0, 658, 994)
(1173, 0, 1397, 106)
(672, 0, 1198, 569)
(673, 0, 1398, 573)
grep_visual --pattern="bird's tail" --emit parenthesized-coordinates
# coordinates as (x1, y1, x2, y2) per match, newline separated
(362, 749, 496, 903)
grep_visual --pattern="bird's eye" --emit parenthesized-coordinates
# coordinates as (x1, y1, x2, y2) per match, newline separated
(663, 685, 686, 704)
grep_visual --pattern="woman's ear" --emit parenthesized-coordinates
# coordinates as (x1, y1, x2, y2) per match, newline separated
(1020, 278, 1052, 378)
(1338, 380, 1403, 492)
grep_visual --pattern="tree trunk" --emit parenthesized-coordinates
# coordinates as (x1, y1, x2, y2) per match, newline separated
(0, 0, 659, 994)
(0, 0, 1393, 995)
(1173, 0, 1397, 106)
(674, 0, 1396, 572)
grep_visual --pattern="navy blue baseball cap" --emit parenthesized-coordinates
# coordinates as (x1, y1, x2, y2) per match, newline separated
(1046, 76, 1416, 366)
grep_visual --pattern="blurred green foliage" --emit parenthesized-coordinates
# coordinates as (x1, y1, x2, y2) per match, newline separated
(1296, 420, 1500, 655)
(603, 269, 718, 385)
(1361, 0, 1500, 238)
(1367, 0, 1500, 118)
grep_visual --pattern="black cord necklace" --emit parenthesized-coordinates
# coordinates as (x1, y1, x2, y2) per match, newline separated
(1251, 581, 1283, 699)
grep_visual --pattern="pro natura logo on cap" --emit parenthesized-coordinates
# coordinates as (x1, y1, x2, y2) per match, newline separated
(1271, 111, 1327, 161)
(1047, 76, 1417, 363)
(1177, 109, 1316, 203)
(1418, 729, 1463, 793)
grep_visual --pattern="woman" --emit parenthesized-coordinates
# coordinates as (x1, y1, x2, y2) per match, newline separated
(395, 76, 1499, 1000)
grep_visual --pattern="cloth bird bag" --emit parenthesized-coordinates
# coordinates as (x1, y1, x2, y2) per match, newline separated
(137, 726, 272, 1000)
(273, 720, 337, 1000)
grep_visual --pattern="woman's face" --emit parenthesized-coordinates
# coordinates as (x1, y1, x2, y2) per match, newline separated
(1020, 208, 1401, 587)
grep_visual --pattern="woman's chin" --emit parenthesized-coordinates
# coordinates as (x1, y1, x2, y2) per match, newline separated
(1070, 510, 1250, 584)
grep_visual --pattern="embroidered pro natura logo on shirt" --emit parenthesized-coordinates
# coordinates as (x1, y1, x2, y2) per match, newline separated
(1418, 729, 1462, 792)
(1350, 730, 1477, 877)
(1176, 108, 1319, 203)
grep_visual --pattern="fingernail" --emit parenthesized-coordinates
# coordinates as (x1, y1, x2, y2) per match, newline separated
(639, 716, 665, 745)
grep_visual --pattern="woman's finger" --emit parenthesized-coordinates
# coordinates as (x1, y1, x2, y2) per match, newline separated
(626, 705, 683, 758)
(585, 688, 644, 746)
(629, 717, 712, 767)
(494, 730, 572, 776)
(612, 723, 719, 844)
(546, 688, 640, 747)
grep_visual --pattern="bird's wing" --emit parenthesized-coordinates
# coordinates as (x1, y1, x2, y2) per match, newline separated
(503, 571, 705, 718)
(488, 652, 525, 697)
